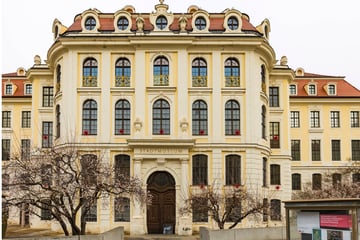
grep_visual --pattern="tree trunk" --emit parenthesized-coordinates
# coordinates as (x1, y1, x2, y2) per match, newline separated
(68, 216, 81, 235)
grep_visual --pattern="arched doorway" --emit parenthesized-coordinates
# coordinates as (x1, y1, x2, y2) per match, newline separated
(147, 171, 176, 234)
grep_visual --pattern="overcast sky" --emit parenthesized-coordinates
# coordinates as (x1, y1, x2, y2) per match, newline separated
(2, 0, 360, 89)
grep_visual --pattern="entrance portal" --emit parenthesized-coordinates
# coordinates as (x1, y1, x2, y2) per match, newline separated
(146, 171, 176, 234)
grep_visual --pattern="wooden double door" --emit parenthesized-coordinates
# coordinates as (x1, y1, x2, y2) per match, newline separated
(147, 171, 176, 234)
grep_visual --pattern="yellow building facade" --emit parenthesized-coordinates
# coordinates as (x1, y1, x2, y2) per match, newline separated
(2, 1, 359, 236)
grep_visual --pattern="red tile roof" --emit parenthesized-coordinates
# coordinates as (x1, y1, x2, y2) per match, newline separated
(292, 73, 360, 97)
(2, 73, 31, 98)
(65, 12, 258, 33)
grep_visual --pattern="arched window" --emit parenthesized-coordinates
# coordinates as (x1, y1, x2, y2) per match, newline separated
(83, 58, 98, 87)
(115, 100, 130, 135)
(192, 58, 207, 87)
(192, 100, 207, 135)
(56, 65, 61, 92)
(192, 154, 208, 185)
(225, 58, 240, 87)
(56, 105, 60, 138)
(226, 155, 241, 185)
(225, 100, 240, 135)
(262, 105, 266, 139)
(152, 99, 170, 135)
(153, 56, 169, 86)
(115, 58, 131, 87)
(82, 100, 97, 135)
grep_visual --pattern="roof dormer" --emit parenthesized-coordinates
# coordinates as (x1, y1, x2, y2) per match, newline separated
(223, 9, 243, 33)
(256, 18, 270, 40)
(305, 82, 317, 96)
(325, 83, 337, 96)
(191, 9, 210, 33)
(149, 0, 174, 32)
(81, 9, 100, 33)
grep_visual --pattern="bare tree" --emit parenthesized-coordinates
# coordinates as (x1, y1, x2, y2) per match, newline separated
(293, 162, 360, 200)
(180, 184, 268, 230)
(2, 143, 147, 236)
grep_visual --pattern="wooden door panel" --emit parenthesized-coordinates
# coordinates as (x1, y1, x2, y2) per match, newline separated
(147, 171, 175, 234)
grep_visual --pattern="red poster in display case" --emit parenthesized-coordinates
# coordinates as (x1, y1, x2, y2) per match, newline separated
(320, 214, 352, 229)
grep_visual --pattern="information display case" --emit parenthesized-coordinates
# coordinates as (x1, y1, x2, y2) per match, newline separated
(284, 199, 360, 240)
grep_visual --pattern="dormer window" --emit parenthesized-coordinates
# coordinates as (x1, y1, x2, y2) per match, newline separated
(25, 84, 32, 95)
(308, 84, 316, 95)
(5, 84, 12, 95)
(289, 84, 297, 95)
(85, 17, 96, 30)
(328, 84, 336, 95)
(117, 17, 129, 30)
(156, 16, 167, 30)
(227, 17, 239, 30)
(195, 17, 206, 30)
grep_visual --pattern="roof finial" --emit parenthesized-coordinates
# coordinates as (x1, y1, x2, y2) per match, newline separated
(159, 0, 164, 4)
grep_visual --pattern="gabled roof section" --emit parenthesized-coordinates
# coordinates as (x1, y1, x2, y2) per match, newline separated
(2, 68, 31, 98)
(63, 4, 259, 34)
(291, 68, 360, 97)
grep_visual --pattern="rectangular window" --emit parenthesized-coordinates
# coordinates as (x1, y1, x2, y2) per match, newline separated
(225, 155, 241, 185)
(192, 197, 208, 222)
(352, 140, 360, 161)
(328, 84, 336, 95)
(312, 174, 322, 190)
(21, 111, 31, 128)
(292, 174, 301, 190)
(308, 85, 316, 95)
(82, 202, 97, 222)
(270, 122, 280, 148)
(270, 164, 280, 185)
(291, 140, 301, 161)
(262, 198, 268, 222)
(40, 199, 52, 220)
(353, 173, 360, 183)
(2, 111, 11, 128)
(330, 111, 340, 128)
(331, 140, 341, 161)
(351, 111, 360, 128)
(225, 198, 241, 222)
(21, 139, 31, 160)
(25, 84, 32, 95)
(290, 111, 300, 128)
(269, 87, 279, 107)
(270, 199, 281, 221)
(289, 85, 297, 95)
(114, 197, 130, 222)
(2, 139, 10, 161)
(42, 122, 53, 148)
(5, 84, 12, 95)
(192, 155, 208, 185)
(311, 140, 321, 161)
(310, 111, 320, 128)
(263, 158, 267, 187)
(42, 87, 54, 107)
